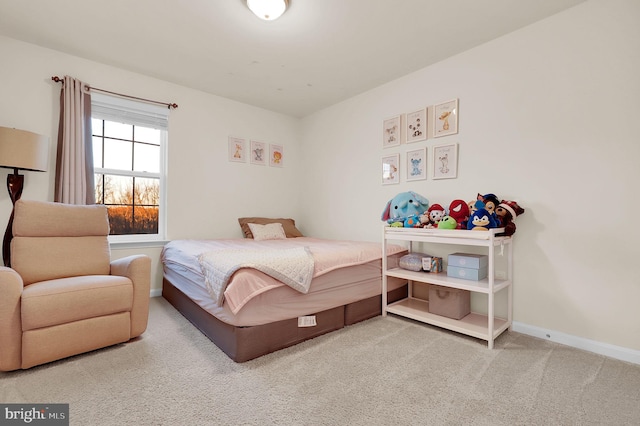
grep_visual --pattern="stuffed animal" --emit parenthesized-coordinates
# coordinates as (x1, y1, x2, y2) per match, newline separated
(468, 199, 483, 217)
(437, 216, 458, 229)
(477, 193, 500, 218)
(424, 203, 446, 228)
(403, 214, 422, 228)
(467, 208, 499, 231)
(381, 191, 430, 225)
(495, 200, 525, 236)
(448, 199, 469, 229)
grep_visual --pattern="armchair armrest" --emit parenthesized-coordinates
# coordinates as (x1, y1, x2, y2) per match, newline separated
(111, 255, 151, 338)
(0, 267, 24, 371)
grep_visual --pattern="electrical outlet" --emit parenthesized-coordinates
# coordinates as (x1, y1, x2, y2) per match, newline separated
(495, 270, 507, 280)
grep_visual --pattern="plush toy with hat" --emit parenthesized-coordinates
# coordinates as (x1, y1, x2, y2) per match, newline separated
(495, 200, 525, 236)
(381, 191, 430, 226)
(423, 203, 446, 228)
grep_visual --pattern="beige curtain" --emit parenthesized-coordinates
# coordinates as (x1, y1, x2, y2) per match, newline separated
(54, 75, 95, 204)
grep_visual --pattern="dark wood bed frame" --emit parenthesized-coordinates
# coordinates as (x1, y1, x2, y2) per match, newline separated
(162, 277, 408, 362)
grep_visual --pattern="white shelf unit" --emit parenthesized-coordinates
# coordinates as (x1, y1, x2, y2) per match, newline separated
(382, 226, 513, 349)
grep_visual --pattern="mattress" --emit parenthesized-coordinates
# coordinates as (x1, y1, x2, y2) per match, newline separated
(161, 237, 407, 327)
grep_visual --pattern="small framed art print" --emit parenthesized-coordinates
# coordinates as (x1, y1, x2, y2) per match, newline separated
(250, 140, 267, 165)
(382, 153, 400, 185)
(406, 148, 427, 181)
(433, 99, 458, 138)
(432, 143, 458, 180)
(269, 144, 284, 167)
(382, 115, 401, 148)
(228, 136, 246, 163)
(406, 108, 427, 143)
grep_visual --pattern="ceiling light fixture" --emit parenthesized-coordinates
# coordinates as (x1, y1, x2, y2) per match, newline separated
(246, 0, 288, 21)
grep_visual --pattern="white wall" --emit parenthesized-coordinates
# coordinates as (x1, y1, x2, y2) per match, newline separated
(1, 0, 638, 357)
(0, 36, 303, 291)
(300, 0, 640, 353)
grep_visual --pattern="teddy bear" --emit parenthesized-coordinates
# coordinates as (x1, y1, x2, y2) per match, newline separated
(381, 191, 429, 226)
(495, 200, 525, 236)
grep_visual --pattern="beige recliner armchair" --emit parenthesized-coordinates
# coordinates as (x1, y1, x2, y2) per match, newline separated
(0, 199, 151, 371)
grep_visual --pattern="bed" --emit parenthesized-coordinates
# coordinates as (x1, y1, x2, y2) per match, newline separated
(161, 218, 408, 362)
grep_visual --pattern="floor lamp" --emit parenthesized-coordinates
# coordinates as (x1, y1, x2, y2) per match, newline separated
(0, 127, 49, 267)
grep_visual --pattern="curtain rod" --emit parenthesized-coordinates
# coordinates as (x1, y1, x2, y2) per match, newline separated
(51, 76, 178, 109)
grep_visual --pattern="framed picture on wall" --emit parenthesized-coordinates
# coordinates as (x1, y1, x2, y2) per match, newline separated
(250, 140, 267, 165)
(406, 148, 427, 181)
(382, 115, 401, 148)
(382, 153, 400, 185)
(269, 144, 284, 167)
(432, 143, 458, 179)
(433, 99, 458, 138)
(228, 136, 246, 163)
(405, 108, 427, 143)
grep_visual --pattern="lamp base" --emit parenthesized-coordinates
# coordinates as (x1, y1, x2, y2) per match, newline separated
(3, 169, 24, 267)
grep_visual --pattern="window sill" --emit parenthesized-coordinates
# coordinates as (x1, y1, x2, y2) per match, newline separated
(109, 240, 169, 250)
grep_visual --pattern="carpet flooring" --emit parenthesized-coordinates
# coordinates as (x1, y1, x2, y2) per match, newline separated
(2, 297, 639, 425)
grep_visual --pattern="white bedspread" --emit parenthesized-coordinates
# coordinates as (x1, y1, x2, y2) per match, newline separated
(162, 237, 407, 314)
(198, 247, 315, 306)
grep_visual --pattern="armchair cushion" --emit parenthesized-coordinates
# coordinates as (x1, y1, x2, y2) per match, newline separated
(12, 236, 110, 285)
(11, 200, 111, 285)
(21, 275, 133, 331)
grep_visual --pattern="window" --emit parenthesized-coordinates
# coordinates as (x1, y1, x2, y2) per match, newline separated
(91, 93, 168, 242)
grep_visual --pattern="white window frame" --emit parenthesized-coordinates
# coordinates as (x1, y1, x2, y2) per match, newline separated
(91, 93, 168, 245)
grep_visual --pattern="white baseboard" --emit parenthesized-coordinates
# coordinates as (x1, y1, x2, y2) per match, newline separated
(512, 321, 640, 366)
(150, 288, 162, 298)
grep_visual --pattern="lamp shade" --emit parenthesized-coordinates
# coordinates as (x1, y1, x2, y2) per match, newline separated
(0, 127, 49, 172)
(247, 0, 288, 21)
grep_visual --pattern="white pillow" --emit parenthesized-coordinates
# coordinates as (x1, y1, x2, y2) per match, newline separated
(247, 222, 287, 241)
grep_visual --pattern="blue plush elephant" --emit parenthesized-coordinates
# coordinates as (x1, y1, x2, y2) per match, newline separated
(381, 191, 430, 224)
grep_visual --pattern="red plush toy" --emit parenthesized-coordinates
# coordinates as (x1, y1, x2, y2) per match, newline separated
(424, 203, 446, 228)
(495, 200, 525, 236)
(448, 199, 469, 229)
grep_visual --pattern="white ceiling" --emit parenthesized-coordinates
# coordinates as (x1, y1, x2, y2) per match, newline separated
(0, 0, 586, 117)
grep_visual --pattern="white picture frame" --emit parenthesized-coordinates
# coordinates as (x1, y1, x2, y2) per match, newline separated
(269, 144, 284, 167)
(406, 148, 427, 181)
(227, 136, 246, 163)
(406, 108, 427, 143)
(250, 140, 267, 165)
(432, 143, 458, 179)
(382, 115, 401, 148)
(382, 153, 400, 185)
(433, 99, 458, 138)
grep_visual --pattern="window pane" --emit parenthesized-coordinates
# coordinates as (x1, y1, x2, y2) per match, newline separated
(133, 206, 159, 234)
(103, 138, 132, 170)
(91, 118, 103, 136)
(134, 177, 159, 206)
(103, 175, 133, 205)
(94, 174, 104, 204)
(107, 205, 134, 235)
(104, 120, 132, 140)
(134, 143, 160, 173)
(134, 126, 160, 144)
(92, 136, 103, 168)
